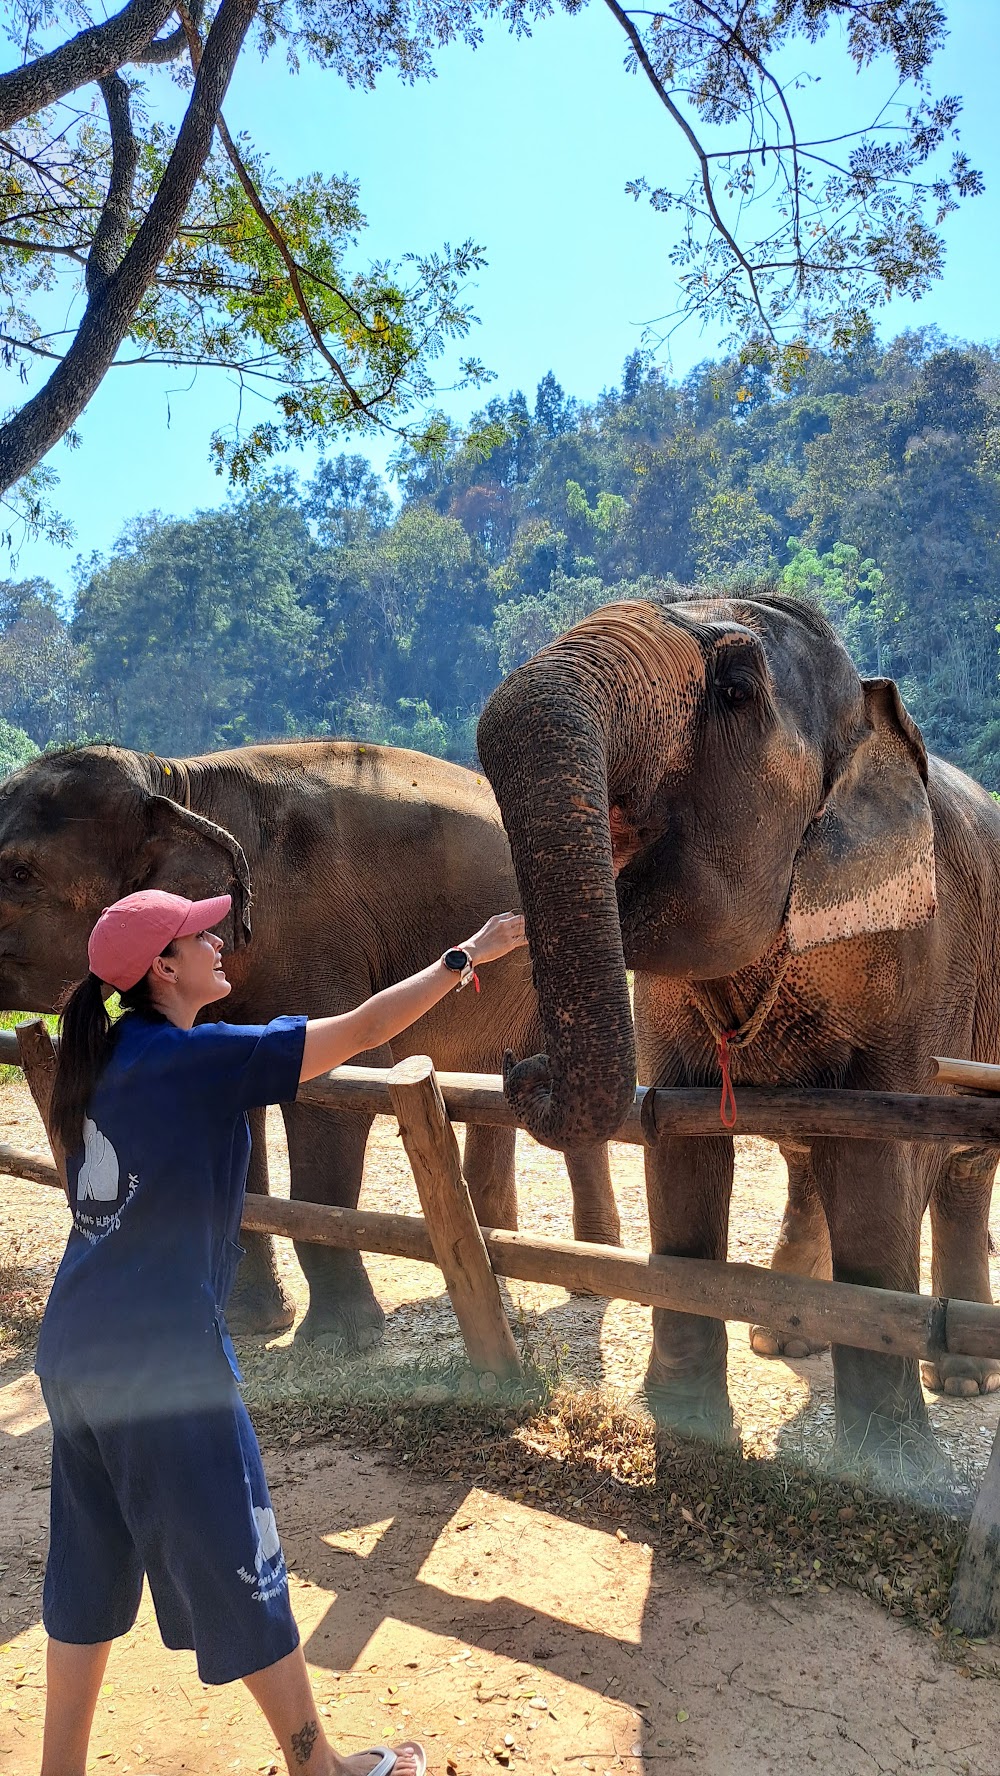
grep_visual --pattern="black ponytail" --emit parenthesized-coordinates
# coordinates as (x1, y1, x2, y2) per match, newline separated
(50, 974, 115, 1155)
(50, 956, 172, 1154)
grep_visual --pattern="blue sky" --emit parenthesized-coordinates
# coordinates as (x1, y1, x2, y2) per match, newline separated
(10, 0, 999, 593)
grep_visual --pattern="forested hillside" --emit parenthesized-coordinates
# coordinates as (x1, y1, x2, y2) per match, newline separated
(3, 328, 1000, 784)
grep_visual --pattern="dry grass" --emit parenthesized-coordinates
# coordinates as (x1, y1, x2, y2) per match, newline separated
(234, 1331, 994, 1672)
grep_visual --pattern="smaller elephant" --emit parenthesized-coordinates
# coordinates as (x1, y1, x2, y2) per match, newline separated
(0, 741, 621, 1354)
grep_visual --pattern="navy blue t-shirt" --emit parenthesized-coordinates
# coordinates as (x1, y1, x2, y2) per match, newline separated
(35, 1012, 307, 1391)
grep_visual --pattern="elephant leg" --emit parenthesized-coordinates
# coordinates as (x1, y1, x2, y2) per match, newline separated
(643, 1134, 736, 1444)
(923, 1142, 1000, 1398)
(463, 1123, 518, 1230)
(226, 1106, 296, 1335)
(460, 1128, 621, 1247)
(812, 1138, 937, 1479)
(750, 1141, 832, 1359)
(282, 1099, 385, 1356)
(564, 1142, 621, 1246)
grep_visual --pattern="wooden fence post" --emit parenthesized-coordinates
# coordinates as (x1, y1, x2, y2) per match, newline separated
(387, 1055, 523, 1383)
(15, 1019, 68, 1200)
(950, 1424, 1000, 1636)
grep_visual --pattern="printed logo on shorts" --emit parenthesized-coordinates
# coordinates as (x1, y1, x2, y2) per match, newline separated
(78, 1116, 120, 1201)
(237, 1503, 289, 1604)
(253, 1506, 282, 1574)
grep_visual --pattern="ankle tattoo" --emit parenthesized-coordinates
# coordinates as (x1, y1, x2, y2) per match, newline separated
(291, 1718, 319, 1765)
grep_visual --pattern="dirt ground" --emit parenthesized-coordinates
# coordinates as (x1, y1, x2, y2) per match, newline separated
(2, 1079, 1000, 1775)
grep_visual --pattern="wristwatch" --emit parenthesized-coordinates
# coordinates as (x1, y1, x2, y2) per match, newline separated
(442, 947, 480, 993)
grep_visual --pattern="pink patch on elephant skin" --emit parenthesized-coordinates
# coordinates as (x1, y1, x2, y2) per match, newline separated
(787, 844, 936, 952)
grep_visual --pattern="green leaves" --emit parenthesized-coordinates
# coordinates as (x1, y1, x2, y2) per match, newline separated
(614, 0, 982, 355)
(0, 0, 557, 512)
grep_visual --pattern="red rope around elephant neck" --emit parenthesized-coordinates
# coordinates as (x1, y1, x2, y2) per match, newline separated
(687, 952, 793, 1128)
(716, 1030, 739, 1128)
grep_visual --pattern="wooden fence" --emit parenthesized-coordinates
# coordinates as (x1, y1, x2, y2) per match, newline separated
(2, 1026, 1000, 1637)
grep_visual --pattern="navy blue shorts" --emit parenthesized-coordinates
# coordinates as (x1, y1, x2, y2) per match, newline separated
(40, 1372, 299, 1685)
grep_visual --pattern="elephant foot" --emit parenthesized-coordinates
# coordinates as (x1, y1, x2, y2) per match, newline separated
(835, 1412, 951, 1495)
(749, 1324, 828, 1360)
(227, 1276, 296, 1337)
(921, 1355, 1000, 1397)
(296, 1296, 386, 1357)
(644, 1371, 739, 1448)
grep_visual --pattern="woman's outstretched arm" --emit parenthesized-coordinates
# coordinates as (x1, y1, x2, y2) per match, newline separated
(298, 913, 526, 1083)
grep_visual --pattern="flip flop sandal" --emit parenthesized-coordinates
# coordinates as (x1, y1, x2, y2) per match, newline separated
(363, 1744, 427, 1776)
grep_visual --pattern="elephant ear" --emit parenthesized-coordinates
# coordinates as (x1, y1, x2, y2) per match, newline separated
(786, 678, 936, 954)
(132, 796, 253, 948)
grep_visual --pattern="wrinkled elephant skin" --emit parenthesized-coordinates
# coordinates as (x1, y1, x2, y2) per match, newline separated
(0, 743, 621, 1353)
(479, 592, 1000, 1477)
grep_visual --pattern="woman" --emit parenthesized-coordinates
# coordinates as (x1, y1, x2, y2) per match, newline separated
(35, 887, 527, 1776)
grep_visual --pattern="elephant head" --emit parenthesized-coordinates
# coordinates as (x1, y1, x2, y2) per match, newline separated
(0, 747, 252, 1011)
(477, 593, 935, 1148)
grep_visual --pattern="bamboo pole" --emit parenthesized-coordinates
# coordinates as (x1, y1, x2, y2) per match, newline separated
(386, 1056, 523, 1382)
(932, 1055, 1000, 1093)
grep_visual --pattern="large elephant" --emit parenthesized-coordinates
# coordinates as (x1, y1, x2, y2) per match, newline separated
(477, 591, 1000, 1473)
(0, 741, 620, 1350)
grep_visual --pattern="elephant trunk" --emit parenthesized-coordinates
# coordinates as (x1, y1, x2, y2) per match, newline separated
(478, 603, 707, 1147)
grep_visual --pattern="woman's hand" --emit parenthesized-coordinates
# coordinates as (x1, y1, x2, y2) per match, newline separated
(459, 912, 527, 968)
(300, 914, 527, 1083)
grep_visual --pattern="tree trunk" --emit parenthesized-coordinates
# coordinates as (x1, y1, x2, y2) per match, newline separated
(0, 0, 258, 493)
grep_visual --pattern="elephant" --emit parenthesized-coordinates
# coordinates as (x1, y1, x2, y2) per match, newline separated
(477, 589, 1000, 1474)
(0, 741, 621, 1352)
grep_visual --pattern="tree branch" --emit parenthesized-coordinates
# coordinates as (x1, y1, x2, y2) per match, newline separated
(86, 73, 140, 296)
(692, 0, 804, 284)
(602, 0, 776, 339)
(0, 0, 176, 132)
(135, 0, 205, 64)
(180, 5, 382, 423)
(0, 0, 259, 494)
(0, 237, 89, 260)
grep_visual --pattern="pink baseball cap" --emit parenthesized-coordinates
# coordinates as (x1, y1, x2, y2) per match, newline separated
(88, 889, 232, 991)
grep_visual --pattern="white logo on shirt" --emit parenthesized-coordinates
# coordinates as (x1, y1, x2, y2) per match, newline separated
(77, 1116, 120, 1202)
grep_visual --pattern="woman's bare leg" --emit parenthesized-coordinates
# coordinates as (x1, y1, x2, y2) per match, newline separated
(243, 1645, 421, 1776)
(40, 1637, 112, 1776)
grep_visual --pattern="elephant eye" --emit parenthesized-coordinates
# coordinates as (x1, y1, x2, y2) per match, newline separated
(7, 863, 30, 884)
(722, 680, 754, 708)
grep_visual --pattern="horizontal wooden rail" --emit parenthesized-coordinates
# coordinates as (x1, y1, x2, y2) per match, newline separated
(302, 1068, 1000, 1144)
(5, 1136, 1000, 1365)
(8, 1029, 1000, 1142)
(0, 1139, 62, 1188)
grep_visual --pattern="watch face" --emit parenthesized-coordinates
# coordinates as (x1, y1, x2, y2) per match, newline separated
(443, 948, 469, 972)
